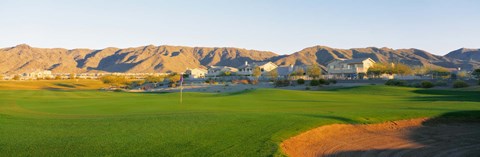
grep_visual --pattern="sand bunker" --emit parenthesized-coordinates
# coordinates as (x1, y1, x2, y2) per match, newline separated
(281, 118, 480, 157)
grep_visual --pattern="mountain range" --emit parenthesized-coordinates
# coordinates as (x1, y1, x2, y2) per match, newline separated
(0, 44, 479, 74)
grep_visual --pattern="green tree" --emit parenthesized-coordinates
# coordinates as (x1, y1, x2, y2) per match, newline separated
(69, 73, 76, 79)
(457, 71, 469, 78)
(145, 75, 164, 87)
(412, 66, 428, 76)
(307, 65, 322, 79)
(223, 71, 231, 76)
(392, 63, 412, 75)
(368, 62, 412, 77)
(472, 69, 480, 79)
(129, 80, 146, 88)
(428, 67, 450, 79)
(100, 75, 129, 87)
(252, 66, 262, 80)
(13, 75, 21, 80)
(267, 69, 279, 80)
(168, 74, 181, 84)
(292, 67, 304, 76)
(367, 64, 384, 77)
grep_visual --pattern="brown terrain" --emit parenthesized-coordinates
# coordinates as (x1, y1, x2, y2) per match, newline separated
(0, 44, 479, 74)
(0, 44, 277, 74)
(281, 117, 480, 157)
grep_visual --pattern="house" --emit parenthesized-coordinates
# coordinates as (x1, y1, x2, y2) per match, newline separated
(277, 64, 326, 79)
(206, 66, 238, 77)
(237, 61, 278, 76)
(276, 65, 295, 78)
(23, 70, 54, 79)
(185, 68, 208, 79)
(327, 58, 376, 79)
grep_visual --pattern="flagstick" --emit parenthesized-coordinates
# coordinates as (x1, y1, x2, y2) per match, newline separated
(180, 83, 183, 104)
(180, 77, 183, 104)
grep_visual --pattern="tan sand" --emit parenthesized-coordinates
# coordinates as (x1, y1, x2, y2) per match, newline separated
(281, 118, 480, 157)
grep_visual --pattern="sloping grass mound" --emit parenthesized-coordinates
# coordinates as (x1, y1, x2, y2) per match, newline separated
(0, 80, 105, 90)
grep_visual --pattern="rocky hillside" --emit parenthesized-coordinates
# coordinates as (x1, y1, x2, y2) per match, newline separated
(0, 44, 478, 74)
(445, 48, 480, 61)
(272, 46, 480, 70)
(0, 44, 277, 74)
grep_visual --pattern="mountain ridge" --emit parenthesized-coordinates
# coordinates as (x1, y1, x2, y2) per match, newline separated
(1, 44, 479, 74)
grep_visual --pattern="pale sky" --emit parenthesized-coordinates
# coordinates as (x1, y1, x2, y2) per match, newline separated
(0, 0, 478, 55)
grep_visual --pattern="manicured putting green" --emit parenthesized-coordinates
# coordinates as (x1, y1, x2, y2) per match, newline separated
(0, 85, 479, 156)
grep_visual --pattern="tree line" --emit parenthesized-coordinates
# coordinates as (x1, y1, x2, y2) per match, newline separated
(100, 73, 182, 89)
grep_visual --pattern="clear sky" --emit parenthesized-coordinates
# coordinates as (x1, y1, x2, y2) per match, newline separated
(0, 0, 478, 55)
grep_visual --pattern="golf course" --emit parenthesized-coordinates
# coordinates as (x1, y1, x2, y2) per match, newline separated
(0, 80, 479, 156)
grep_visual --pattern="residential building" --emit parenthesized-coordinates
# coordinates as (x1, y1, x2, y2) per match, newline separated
(327, 58, 376, 79)
(22, 70, 54, 79)
(237, 61, 278, 76)
(185, 68, 208, 79)
(206, 66, 238, 77)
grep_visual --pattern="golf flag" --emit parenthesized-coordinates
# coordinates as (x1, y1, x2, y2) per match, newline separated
(180, 76, 184, 104)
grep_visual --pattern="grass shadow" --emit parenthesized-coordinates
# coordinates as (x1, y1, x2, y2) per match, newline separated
(269, 99, 331, 103)
(53, 83, 76, 88)
(220, 88, 257, 96)
(409, 89, 480, 102)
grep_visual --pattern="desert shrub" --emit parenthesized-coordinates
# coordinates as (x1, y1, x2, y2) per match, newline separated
(453, 80, 469, 88)
(420, 81, 434, 88)
(434, 80, 448, 87)
(12, 75, 21, 80)
(249, 80, 259, 85)
(129, 80, 145, 88)
(297, 79, 305, 85)
(168, 82, 178, 87)
(328, 79, 337, 84)
(100, 75, 129, 87)
(450, 73, 457, 80)
(275, 79, 290, 87)
(318, 79, 327, 85)
(235, 79, 249, 85)
(385, 79, 407, 86)
(410, 82, 422, 88)
(207, 79, 218, 85)
(310, 80, 320, 86)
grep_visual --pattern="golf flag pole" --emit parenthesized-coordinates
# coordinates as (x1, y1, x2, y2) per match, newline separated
(180, 75, 183, 104)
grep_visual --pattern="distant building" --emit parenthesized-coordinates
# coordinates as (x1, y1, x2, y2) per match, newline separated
(277, 65, 308, 77)
(237, 61, 278, 76)
(185, 68, 208, 79)
(206, 66, 238, 77)
(23, 70, 53, 79)
(327, 58, 376, 79)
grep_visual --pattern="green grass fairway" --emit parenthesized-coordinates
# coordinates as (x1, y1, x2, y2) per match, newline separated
(0, 85, 479, 156)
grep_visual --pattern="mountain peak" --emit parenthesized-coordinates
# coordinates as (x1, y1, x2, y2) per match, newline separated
(14, 44, 31, 49)
(458, 48, 479, 53)
(445, 48, 480, 62)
